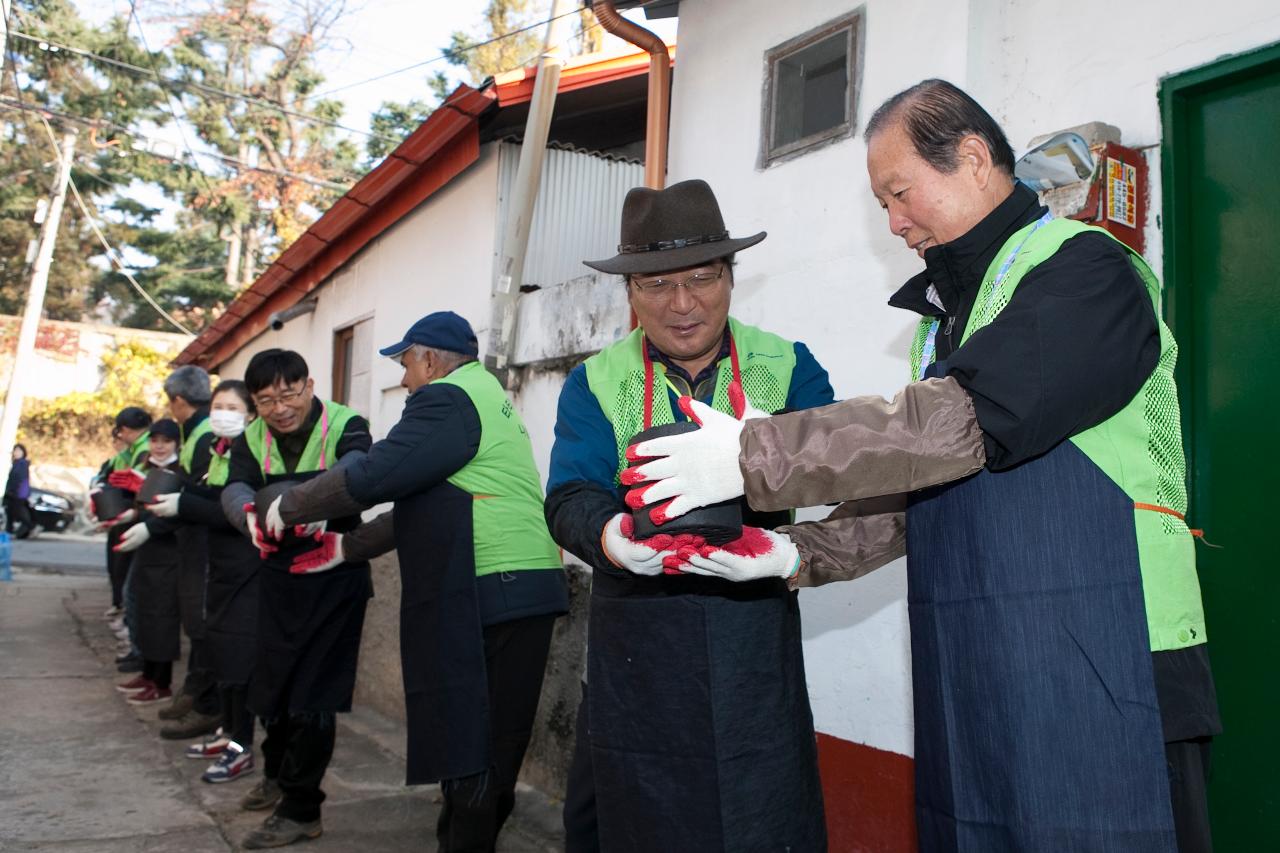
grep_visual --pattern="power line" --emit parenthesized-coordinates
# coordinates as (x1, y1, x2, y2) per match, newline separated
(7, 27, 400, 144)
(305, 5, 587, 101)
(0, 97, 354, 190)
(123, 0, 217, 199)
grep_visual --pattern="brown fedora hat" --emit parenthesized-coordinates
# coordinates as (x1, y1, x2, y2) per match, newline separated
(584, 179, 766, 275)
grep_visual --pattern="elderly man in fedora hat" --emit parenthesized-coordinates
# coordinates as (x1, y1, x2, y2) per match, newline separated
(544, 179, 836, 852)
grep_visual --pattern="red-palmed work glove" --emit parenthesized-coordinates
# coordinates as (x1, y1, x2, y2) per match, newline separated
(680, 527, 801, 583)
(600, 513, 704, 576)
(243, 502, 279, 558)
(107, 469, 145, 493)
(623, 397, 761, 526)
(98, 507, 137, 530)
(113, 522, 151, 553)
(290, 532, 345, 575)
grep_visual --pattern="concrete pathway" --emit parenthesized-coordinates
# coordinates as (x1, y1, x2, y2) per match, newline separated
(0, 572, 562, 851)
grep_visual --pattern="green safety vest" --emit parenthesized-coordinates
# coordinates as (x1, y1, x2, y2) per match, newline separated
(207, 445, 230, 487)
(111, 431, 151, 471)
(245, 399, 359, 476)
(432, 361, 562, 577)
(908, 217, 1206, 652)
(179, 417, 213, 475)
(585, 317, 797, 482)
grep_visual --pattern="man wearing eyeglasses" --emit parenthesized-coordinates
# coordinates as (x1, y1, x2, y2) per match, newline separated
(544, 179, 837, 852)
(219, 349, 373, 850)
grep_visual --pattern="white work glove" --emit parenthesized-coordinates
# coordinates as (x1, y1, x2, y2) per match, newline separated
(114, 523, 151, 553)
(243, 502, 279, 557)
(622, 397, 763, 524)
(681, 527, 801, 583)
(147, 492, 181, 518)
(289, 532, 345, 575)
(600, 513, 682, 576)
(264, 493, 324, 539)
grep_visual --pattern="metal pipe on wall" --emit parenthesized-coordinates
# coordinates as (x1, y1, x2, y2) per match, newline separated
(486, 0, 577, 379)
(591, 1, 671, 190)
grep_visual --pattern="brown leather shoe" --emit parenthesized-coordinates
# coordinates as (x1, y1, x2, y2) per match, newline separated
(240, 777, 282, 811)
(157, 691, 195, 720)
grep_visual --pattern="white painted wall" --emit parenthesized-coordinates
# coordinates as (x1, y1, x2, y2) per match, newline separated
(219, 145, 503, 439)
(668, 0, 1280, 758)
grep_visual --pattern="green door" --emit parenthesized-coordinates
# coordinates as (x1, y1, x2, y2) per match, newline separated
(1161, 42, 1280, 849)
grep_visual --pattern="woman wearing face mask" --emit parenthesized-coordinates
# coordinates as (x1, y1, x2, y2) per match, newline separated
(149, 380, 261, 784)
(114, 419, 184, 706)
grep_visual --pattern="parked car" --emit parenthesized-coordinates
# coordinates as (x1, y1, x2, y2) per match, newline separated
(5, 487, 77, 534)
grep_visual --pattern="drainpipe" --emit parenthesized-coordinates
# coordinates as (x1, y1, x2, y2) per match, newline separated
(486, 0, 576, 381)
(592, 1, 670, 190)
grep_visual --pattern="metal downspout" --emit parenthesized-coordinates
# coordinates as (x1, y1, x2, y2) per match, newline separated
(487, 0, 576, 380)
(592, 1, 671, 190)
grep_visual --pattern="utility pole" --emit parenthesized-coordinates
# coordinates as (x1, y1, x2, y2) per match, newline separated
(0, 128, 78, 495)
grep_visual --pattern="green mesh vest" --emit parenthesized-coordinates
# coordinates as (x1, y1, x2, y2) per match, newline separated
(909, 218, 1206, 652)
(179, 417, 213, 475)
(207, 447, 230, 487)
(245, 400, 359, 475)
(433, 362, 562, 577)
(112, 432, 151, 471)
(585, 317, 796, 482)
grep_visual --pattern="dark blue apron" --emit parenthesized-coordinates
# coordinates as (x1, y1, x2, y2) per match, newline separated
(906, 439, 1176, 851)
(587, 569, 827, 853)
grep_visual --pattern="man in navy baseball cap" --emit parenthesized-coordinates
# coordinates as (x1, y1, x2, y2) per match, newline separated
(379, 311, 479, 360)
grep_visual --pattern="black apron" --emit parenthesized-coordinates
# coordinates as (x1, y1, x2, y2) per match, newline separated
(198, 483, 262, 687)
(248, 469, 372, 718)
(587, 567, 827, 853)
(395, 481, 491, 785)
(175, 524, 208, 640)
(907, 440, 1176, 851)
(132, 528, 182, 662)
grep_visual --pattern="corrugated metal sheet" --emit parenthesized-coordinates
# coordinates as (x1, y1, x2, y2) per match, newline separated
(495, 141, 644, 290)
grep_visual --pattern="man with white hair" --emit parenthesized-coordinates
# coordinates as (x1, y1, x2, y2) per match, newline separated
(265, 311, 568, 852)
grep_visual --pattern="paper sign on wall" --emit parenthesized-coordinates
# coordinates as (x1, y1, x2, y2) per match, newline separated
(1106, 157, 1137, 228)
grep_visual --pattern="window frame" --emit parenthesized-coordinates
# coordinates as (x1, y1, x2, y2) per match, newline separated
(759, 10, 864, 168)
(332, 325, 355, 405)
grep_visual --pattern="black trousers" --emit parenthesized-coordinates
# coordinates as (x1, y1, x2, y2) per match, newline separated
(181, 640, 220, 715)
(563, 681, 599, 853)
(222, 684, 255, 748)
(1168, 737, 1214, 853)
(262, 713, 336, 823)
(4, 497, 33, 538)
(143, 659, 173, 690)
(436, 614, 556, 853)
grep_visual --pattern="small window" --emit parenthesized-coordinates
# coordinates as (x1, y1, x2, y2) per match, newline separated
(761, 12, 862, 167)
(332, 318, 372, 414)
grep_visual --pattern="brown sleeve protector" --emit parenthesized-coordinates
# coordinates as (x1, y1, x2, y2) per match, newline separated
(341, 510, 397, 563)
(781, 494, 907, 588)
(741, 376, 986, 511)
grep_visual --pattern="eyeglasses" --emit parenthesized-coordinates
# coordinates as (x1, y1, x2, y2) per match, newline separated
(629, 267, 726, 302)
(252, 386, 306, 412)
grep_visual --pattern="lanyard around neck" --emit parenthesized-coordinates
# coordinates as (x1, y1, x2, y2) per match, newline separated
(262, 404, 330, 475)
(641, 333, 746, 430)
(917, 211, 1053, 381)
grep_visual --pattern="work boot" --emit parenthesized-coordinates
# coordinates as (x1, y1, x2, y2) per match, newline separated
(241, 814, 322, 849)
(157, 691, 195, 720)
(240, 777, 283, 811)
(160, 709, 222, 740)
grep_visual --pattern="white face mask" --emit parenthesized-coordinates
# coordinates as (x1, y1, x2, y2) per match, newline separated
(150, 452, 178, 467)
(209, 409, 247, 438)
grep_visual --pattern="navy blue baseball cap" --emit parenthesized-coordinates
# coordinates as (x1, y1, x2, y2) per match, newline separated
(379, 311, 479, 359)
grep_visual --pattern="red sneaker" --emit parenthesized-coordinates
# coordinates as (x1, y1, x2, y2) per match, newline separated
(116, 675, 153, 694)
(126, 685, 173, 705)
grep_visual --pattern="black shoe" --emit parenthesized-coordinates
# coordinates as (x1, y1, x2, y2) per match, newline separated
(241, 814, 322, 849)
(157, 691, 195, 720)
(159, 709, 221, 740)
(116, 655, 143, 673)
(114, 650, 140, 665)
(241, 777, 283, 811)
